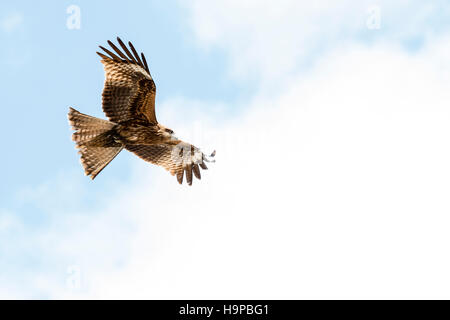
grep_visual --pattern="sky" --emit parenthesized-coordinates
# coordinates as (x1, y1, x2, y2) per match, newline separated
(1, 0, 450, 299)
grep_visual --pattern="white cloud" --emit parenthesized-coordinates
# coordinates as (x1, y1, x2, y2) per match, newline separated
(38, 39, 450, 299)
(1, 13, 23, 33)
(4, 2, 450, 299)
(183, 0, 450, 88)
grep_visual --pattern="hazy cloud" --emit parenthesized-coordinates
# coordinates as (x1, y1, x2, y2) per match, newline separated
(3, 2, 450, 299)
(1, 12, 23, 33)
(184, 0, 450, 88)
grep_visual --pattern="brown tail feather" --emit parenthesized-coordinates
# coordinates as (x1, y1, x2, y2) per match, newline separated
(68, 107, 123, 179)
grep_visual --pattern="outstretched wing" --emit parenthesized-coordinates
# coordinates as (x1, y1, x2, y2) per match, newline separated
(125, 142, 211, 186)
(97, 37, 157, 124)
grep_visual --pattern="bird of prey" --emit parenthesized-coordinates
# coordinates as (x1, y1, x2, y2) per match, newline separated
(68, 37, 215, 185)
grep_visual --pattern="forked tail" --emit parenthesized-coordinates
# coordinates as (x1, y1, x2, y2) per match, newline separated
(68, 107, 123, 179)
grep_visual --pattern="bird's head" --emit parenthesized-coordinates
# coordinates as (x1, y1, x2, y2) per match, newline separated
(157, 124, 178, 141)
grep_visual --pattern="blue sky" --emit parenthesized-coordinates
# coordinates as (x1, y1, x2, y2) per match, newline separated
(2, 1, 450, 299)
(0, 0, 243, 207)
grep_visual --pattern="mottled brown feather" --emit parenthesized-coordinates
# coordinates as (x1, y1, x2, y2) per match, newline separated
(107, 40, 130, 62)
(125, 142, 208, 185)
(69, 38, 215, 185)
(192, 164, 201, 179)
(141, 53, 150, 74)
(117, 37, 138, 64)
(68, 107, 123, 179)
(128, 41, 144, 68)
(99, 45, 122, 62)
(98, 39, 157, 124)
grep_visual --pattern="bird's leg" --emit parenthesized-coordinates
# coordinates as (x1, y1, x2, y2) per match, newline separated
(203, 150, 216, 163)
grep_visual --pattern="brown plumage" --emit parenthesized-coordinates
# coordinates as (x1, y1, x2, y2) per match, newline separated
(68, 37, 214, 185)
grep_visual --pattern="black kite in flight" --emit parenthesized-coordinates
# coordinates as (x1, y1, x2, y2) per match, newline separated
(68, 37, 215, 185)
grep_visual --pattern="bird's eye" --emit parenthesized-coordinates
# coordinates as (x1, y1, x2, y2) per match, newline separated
(165, 128, 174, 134)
